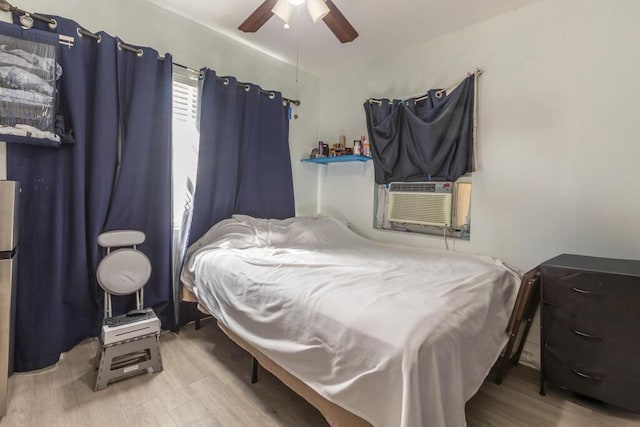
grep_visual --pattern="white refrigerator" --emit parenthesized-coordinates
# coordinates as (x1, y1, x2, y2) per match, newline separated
(0, 180, 19, 418)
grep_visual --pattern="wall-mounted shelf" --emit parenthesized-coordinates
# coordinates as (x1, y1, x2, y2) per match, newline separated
(301, 155, 372, 164)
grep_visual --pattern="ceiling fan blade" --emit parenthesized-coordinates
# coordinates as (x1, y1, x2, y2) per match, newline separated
(322, 0, 359, 43)
(239, 0, 279, 33)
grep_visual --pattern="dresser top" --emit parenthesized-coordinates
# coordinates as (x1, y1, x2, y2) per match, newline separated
(542, 254, 640, 277)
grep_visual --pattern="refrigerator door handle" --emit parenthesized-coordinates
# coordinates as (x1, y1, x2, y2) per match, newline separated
(0, 250, 16, 260)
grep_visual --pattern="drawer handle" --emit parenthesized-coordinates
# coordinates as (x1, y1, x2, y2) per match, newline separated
(570, 368, 602, 383)
(571, 329, 604, 342)
(570, 287, 600, 297)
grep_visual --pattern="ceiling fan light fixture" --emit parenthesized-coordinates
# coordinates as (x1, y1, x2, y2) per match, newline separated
(272, 0, 293, 23)
(240, 0, 357, 43)
(307, 0, 330, 22)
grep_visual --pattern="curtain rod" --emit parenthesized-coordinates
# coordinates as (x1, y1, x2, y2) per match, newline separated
(174, 63, 301, 106)
(2, 1, 302, 107)
(0, 0, 57, 28)
(367, 69, 483, 105)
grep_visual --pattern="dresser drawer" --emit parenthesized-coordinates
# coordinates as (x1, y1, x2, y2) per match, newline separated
(541, 266, 640, 320)
(542, 304, 640, 364)
(544, 348, 640, 412)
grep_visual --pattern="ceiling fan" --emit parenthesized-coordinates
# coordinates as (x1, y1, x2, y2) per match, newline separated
(239, 0, 359, 43)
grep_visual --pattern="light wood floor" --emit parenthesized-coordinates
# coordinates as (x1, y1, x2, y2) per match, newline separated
(2, 318, 639, 427)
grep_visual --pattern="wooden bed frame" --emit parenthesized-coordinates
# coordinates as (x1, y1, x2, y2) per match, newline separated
(181, 288, 371, 427)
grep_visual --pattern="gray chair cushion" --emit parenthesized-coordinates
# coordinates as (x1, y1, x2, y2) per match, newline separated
(97, 248, 151, 295)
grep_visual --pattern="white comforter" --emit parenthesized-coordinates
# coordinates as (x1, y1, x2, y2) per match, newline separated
(182, 216, 519, 427)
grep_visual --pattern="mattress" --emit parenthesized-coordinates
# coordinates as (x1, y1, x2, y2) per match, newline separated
(181, 215, 519, 427)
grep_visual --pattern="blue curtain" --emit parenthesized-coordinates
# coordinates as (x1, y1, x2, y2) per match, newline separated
(5, 16, 173, 371)
(364, 75, 476, 184)
(189, 69, 294, 243)
(103, 42, 174, 329)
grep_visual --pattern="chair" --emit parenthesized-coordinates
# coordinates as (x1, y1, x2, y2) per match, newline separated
(94, 230, 163, 391)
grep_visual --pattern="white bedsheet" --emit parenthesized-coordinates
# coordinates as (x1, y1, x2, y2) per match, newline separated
(182, 216, 519, 427)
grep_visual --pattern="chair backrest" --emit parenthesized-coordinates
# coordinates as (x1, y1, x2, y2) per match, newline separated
(97, 230, 151, 317)
(98, 230, 146, 248)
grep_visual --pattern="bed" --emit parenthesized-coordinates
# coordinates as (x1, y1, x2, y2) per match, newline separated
(181, 215, 520, 427)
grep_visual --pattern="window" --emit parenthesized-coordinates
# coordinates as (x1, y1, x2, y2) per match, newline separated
(171, 66, 200, 286)
(172, 68, 200, 227)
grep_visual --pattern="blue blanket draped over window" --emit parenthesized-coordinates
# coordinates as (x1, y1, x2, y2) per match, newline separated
(364, 75, 476, 184)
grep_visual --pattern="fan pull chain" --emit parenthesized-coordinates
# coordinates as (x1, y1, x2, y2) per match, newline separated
(291, 31, 300, 119)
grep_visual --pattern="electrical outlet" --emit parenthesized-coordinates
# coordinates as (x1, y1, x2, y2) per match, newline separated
(520, 350, 535, 362)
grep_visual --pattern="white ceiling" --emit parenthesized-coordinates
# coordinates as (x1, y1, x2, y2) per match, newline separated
(148, 0, 539, 77)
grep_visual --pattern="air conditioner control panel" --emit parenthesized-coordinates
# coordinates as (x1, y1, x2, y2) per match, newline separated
(388, 181, 452, 193)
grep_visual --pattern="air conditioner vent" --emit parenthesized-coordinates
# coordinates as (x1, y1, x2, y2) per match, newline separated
(387, 182, 453, 227)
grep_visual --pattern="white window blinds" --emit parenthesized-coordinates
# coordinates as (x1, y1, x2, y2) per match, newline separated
(172, 72, 198, 125)
(171, 66, 200, 228)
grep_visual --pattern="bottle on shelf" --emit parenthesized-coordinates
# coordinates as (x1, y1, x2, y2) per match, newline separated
(363, 138, 371, 157)
(317, 141, 325, 157)
(339, 134, 346, 148)
(353, 140, 361, 155)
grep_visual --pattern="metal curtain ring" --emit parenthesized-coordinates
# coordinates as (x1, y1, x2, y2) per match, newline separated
(269, 92, 275, 100)
(19, 14, 34, 28)
(199, 71, 205, 79)
(118, 42, 144, 57)
(48, 18, 57, 30)
(244, 85, 251, 92)
(223, 78, 229, 85)
(77, 28, 102, 43)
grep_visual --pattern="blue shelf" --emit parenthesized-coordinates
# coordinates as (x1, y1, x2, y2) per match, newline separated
(301, 155, 372, 164)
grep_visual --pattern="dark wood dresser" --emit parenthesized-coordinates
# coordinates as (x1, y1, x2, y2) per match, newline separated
(540, 254, 640, 412)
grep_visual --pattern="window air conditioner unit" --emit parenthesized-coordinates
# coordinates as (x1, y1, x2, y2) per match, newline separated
(387, 182, 453, 227)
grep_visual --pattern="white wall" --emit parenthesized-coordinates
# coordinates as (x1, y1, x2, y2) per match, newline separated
(317, 0, 640, 368)
(0, 0, 320, 215)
